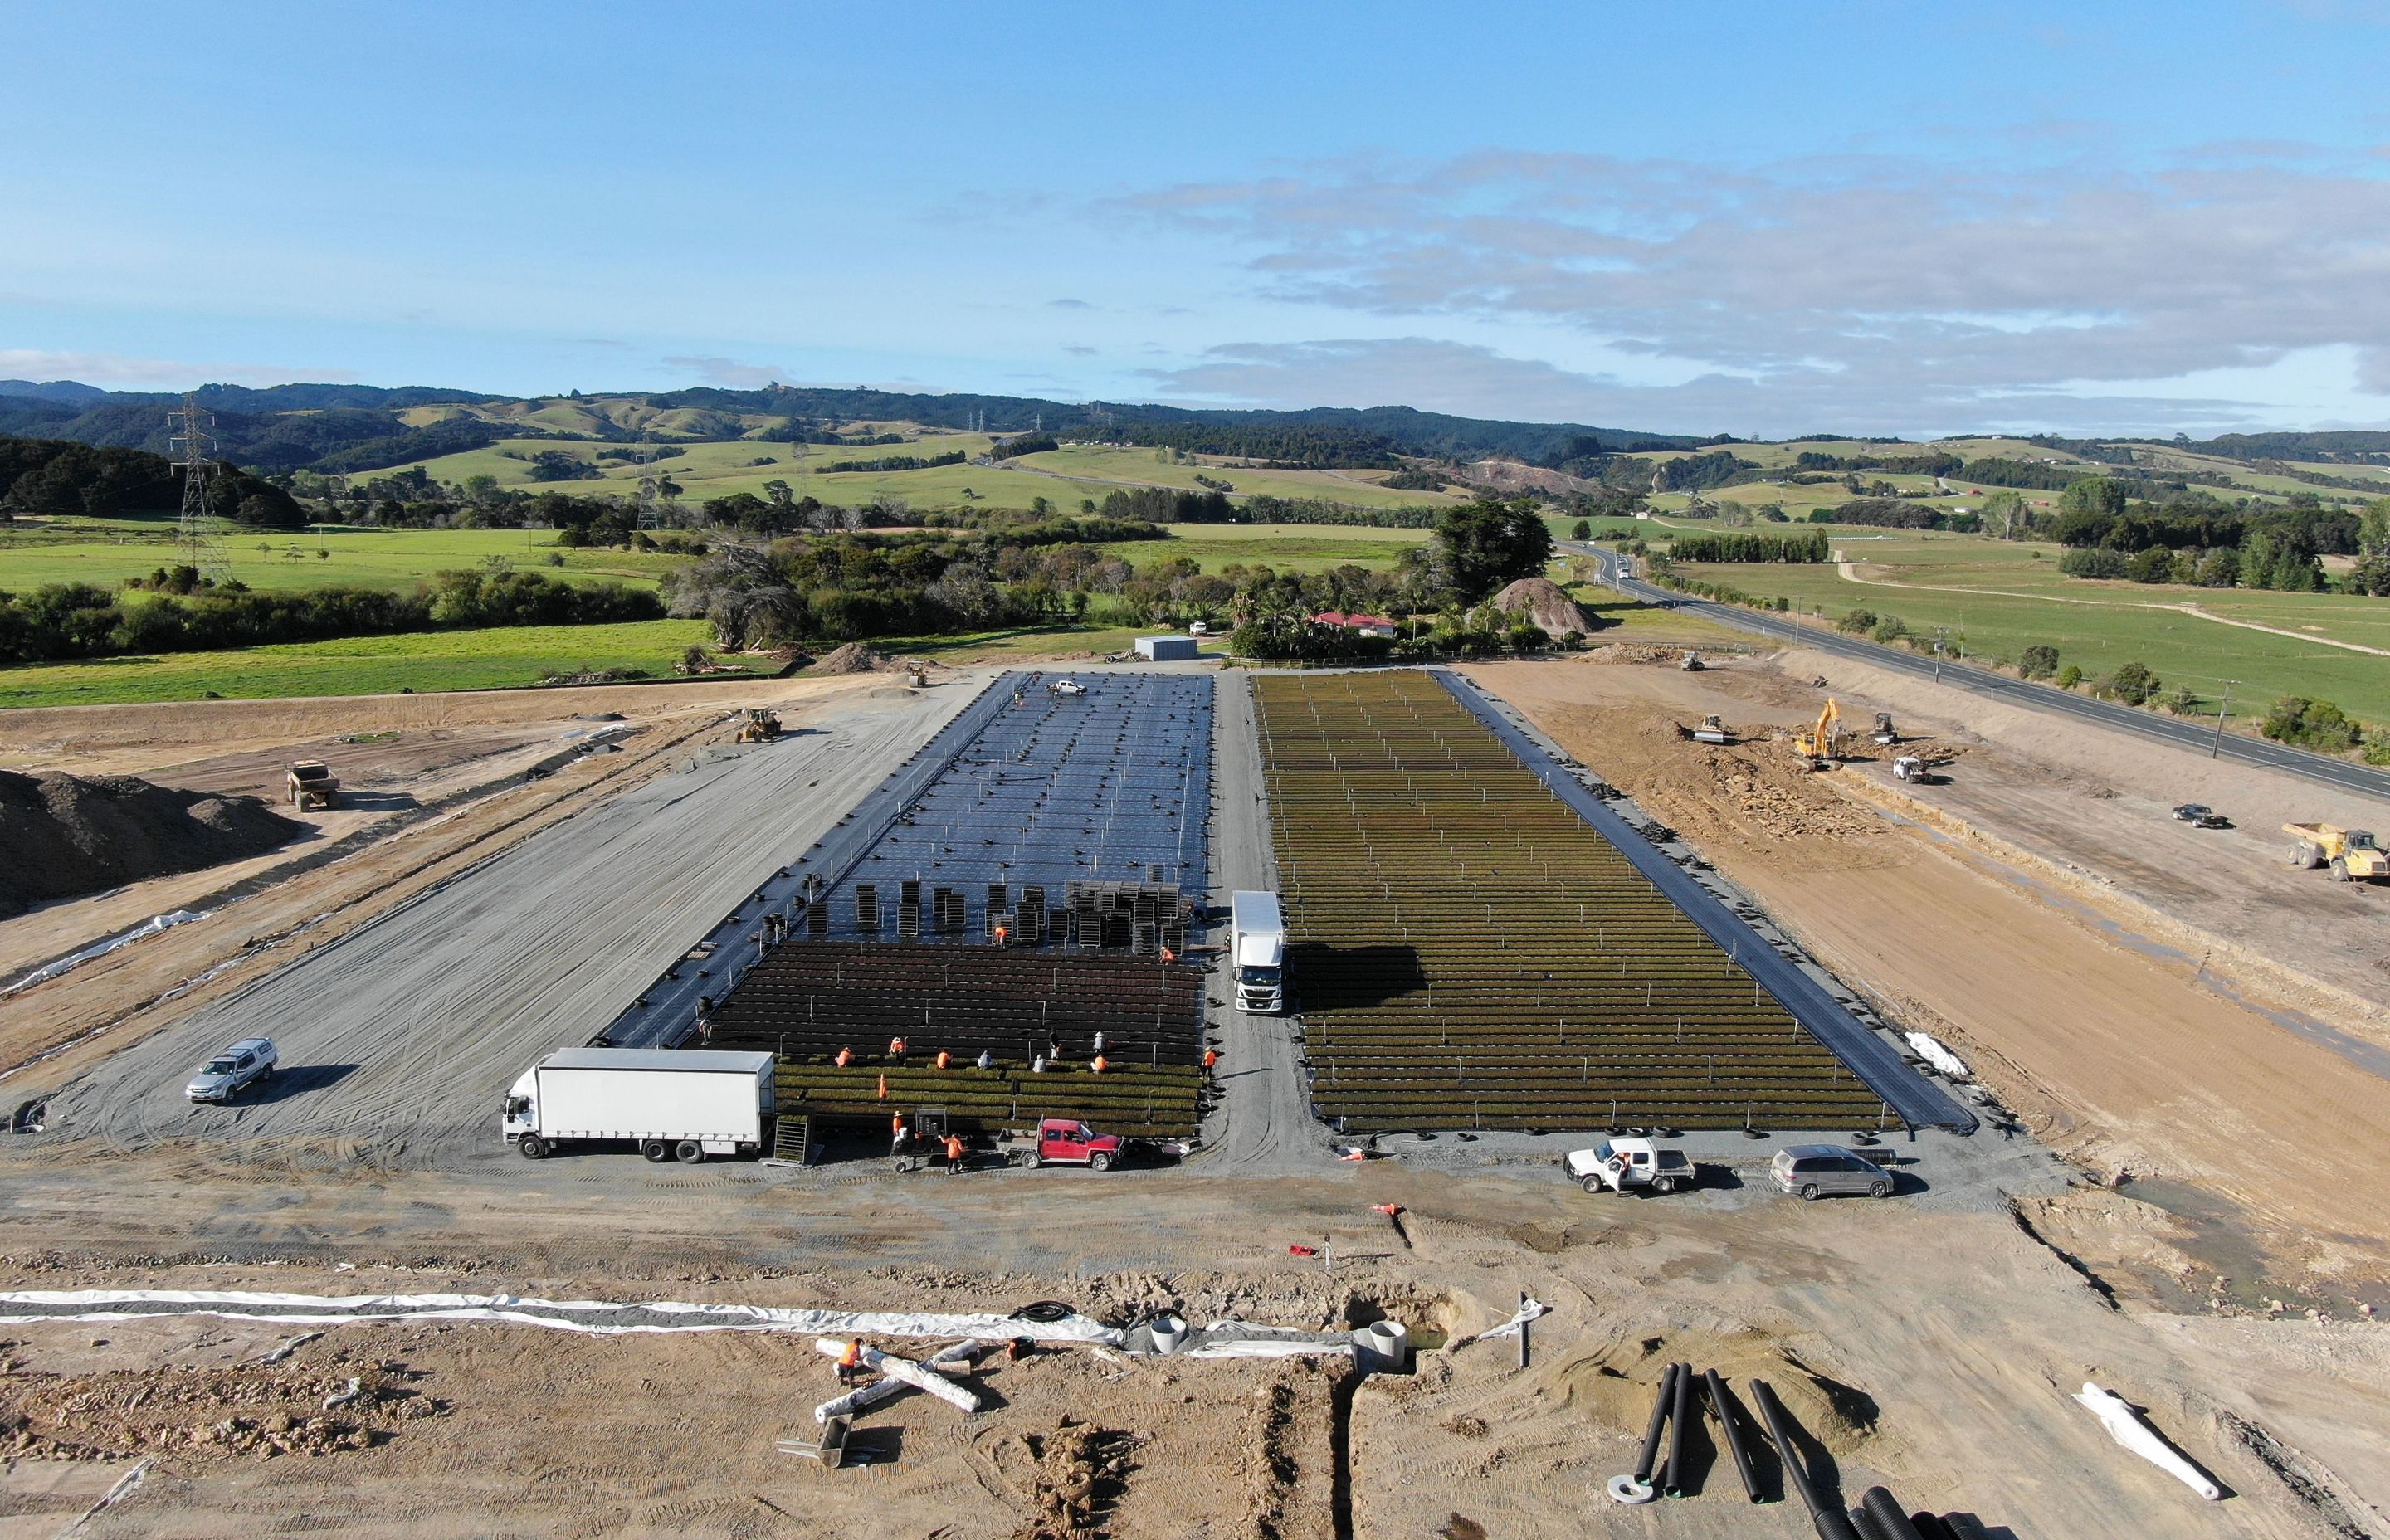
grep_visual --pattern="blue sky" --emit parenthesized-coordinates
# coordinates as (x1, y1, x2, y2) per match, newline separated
(4, 0, 2388, 436)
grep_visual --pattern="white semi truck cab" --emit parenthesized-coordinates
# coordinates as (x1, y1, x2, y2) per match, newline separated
(503, 1047, 775, 1163)
(1228, 889, 1288, 1014)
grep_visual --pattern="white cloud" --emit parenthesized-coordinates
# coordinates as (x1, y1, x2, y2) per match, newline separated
(1142, 336, 2341, 439)
(662, 355, 794, 389)
(0, 348, 338, 389)
(1113, 146, 2390, 434)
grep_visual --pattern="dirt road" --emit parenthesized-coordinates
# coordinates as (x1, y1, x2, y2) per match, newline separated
(27, 684, 975, 1162)
(1466, 656, 2390, 1305)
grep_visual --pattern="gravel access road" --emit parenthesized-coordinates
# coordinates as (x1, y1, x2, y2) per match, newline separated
(1568, 542, 2390, 802)
(1198, 670, 1339, 1175)
(38, 682, 979, 1162)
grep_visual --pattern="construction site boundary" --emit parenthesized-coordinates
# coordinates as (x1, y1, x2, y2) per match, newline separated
(1432, 668, 1978, 1133)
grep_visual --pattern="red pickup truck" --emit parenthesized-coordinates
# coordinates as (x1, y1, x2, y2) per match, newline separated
(1017, 1118, 1124, 1172)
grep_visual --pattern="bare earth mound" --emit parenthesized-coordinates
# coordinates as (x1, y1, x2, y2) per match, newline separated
(0, 770, 301, 917)
(811, 642, 895, 675)
(1490, 577, 1597, 636)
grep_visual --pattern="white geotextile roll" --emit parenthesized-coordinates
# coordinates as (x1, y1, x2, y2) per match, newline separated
(2073, 1382, 2222, 1500)
(814, 1338, 981, 1413)
(813, 1340, 984, 1423)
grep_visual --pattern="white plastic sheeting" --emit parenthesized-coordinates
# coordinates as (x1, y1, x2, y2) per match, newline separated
(2073, 1382, 2222, 1500)
(1453, 1297, 1549, 1348)
(3, 910, 209, 996)
(0, 1289, 1121, 1344)
(1905, 1031, 1970, 1079)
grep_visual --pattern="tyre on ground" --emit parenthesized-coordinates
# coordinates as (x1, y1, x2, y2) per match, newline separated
(1652, 1175, 1677, 1195)
(2291, 841, 2324, 869)
(1799, 1182, 1820, 1201)
(675, 1139, 705, 1163)
(516, 1135, 548, 1160)
(1581, 1175, 1605, 1193)
(1088, 1152, 1113, 1172)
(1869, 1180, 1891, 1198)
(2331, 857, 2350, 881)
(641, 1140, 671, 1162)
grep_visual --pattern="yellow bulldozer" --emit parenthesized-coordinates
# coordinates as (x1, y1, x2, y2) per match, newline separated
(2284, 823, 2389, 882)
(1792, 699, 1843, 770)
(735, 708, 783, 743)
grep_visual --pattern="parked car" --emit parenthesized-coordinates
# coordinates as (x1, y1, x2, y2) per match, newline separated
(1770, 1144, 1892, 1200)
(2172, 803, 2230, 828)
(187, 1038, 278, 1104)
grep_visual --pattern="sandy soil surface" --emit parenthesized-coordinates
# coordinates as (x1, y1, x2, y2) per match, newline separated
(1465, 656, 2390, 1309)
(0, 1149, 2381, 1539)
(1769, 643, 2390, 1038)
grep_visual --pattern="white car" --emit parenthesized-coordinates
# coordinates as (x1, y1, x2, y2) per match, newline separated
(187, 1038, 278, 1103)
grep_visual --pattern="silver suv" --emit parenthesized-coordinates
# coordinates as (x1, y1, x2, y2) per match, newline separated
(1771, 1144, 1892, 1200)
(186, 1038, 278, 1104)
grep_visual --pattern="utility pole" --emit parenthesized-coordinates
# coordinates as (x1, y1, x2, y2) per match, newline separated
(2211, 680, 2236, 758)
(167, 392, 232, 584)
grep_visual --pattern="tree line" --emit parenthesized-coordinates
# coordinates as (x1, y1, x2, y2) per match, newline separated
(0, 568, 661, 666)
(0, 436, 305, 525)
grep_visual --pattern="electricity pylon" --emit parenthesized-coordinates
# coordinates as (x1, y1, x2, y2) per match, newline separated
(167, 392, 232, 584)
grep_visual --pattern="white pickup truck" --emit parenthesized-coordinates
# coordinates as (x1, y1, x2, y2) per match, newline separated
(1564, 1137, 1695, 1195)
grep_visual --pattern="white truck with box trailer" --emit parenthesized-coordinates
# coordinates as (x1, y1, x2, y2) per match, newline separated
(502, 1047, 775, 1163)
(1228, 890, 1288, 1014)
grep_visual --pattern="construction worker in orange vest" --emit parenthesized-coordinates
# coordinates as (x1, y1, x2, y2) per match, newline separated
(836, 1338, 864, 1386)
(1159, 944, 1176, 963)
(944, 1133, 966, 1174)
(935, 1049, 952, 1070)
(890, 1114, 908, 1159)
(993, 922, 1008, 947)
(887, 1035, 906, 1063)
(834, 1045, 853, 1068)
(1090, 1052, 1109, 1075)
(1203, 1046, 1219, 1083)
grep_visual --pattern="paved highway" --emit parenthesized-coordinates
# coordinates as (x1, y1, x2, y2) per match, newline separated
(1567, 542, 2390, 803)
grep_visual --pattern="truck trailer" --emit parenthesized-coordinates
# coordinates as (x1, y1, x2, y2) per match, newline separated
(1228, 890, 1288, 1014)
(502, 1047, 775, 1163)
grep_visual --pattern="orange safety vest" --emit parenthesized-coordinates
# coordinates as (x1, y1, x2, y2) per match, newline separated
(835, 1048, 852, 1067)
(944, 1136, 964, 1160)
(1204, 1049, 1218, 1070)
(838, 1340, 862, 1369)
(1091, 1055, 1108, 1075)
(935, 1050, 951, 1070)
(889, 1037, 905, 1056)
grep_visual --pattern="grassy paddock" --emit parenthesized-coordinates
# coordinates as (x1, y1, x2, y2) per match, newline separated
(0, 619, 738, 709)
(1680, 545, 2390, 724)
(0, 516, 680, 592)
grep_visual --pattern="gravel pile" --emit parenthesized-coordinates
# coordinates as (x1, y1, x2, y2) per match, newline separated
(0, 769, 301, 917)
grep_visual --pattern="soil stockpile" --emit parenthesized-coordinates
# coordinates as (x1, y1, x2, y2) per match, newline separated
(1490, 577, 1597, 636)
(0, 770, 300, 917)
(811, 642, 894, 675)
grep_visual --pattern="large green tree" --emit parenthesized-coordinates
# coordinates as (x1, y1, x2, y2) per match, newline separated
(1435, 499, 1553, 602)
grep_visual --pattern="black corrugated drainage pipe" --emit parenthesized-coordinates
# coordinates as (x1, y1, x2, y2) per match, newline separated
(1663, 1360, 1694, 1496)
(1634, 1362, 1678, 1484)
(1704, 1369, 1764, 1503)
(1750, 1379, 1863, 1540)
(1858, 1489, 1924, 1540)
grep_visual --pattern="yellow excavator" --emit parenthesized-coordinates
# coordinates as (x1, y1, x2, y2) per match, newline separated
(1793, 699, 1842, 770)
